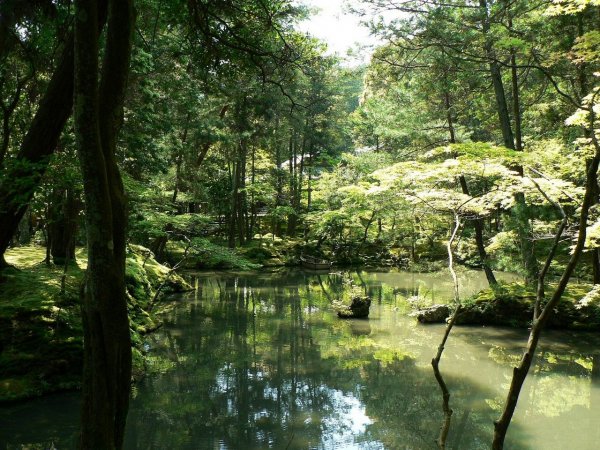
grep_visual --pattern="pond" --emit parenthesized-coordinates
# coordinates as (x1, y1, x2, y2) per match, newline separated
(2, 268, 600, 449)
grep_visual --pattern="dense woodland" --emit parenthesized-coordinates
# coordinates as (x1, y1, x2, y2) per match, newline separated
(1, 0, 600, 448)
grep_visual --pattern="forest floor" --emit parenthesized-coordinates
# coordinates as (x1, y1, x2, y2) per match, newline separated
(0, 245, 190, 403)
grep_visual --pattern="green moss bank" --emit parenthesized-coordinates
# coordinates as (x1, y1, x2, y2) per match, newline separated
(0, 245, 190, 403)
(414, 282, 600, 330)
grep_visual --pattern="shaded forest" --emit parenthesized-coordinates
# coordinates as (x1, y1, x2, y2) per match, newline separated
(1, 0, 600, 448)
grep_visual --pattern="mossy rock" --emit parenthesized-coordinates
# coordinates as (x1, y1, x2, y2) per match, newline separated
(414, 282, 600, 330)
(337, 296, 372, 319)
(413, 304, 451, 323)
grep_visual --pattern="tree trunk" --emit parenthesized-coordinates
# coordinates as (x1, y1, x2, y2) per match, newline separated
(307, 149, 313, 212)
(172, 116, 189, 204)
(287, 131, 298, 236)
(480, 0, 515, 149)
(445, 87, 497, 286)
(459, 177, 498, 286)
(248, 145, 256, 241)
(576, 14, 588, 101)
(172, 151, 183, 204)
(74, 0, 134, 448)
(510, 52, 523, 152)
(481, 0, 538, 283)
(295, 136, 306, 234)
(0, 75, 27, 168)
(48, 188, 79, 265)
(228, 159, 241, 248)
(237, 140, 247, 246)
(275, 142, 284, 236)
(361, 212, 376, 245)
(508, 10, 523, 152)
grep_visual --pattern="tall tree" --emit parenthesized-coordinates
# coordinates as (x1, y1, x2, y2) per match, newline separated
(73, 0, 135, 447)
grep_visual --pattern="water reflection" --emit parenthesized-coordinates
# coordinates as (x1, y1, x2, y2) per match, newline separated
(2, 268, 600, 450)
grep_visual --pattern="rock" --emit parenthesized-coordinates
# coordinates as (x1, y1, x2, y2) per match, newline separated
(414, 304, 451, 323)
(337, 296, 372, 319)
(411, 283, 600, 330)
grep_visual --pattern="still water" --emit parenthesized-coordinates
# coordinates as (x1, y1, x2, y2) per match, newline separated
(2, 268, 600, 449)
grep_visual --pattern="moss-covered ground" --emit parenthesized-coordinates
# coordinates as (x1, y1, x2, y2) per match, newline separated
(415, 281, 600, 330)
(0, 245, 190, 403)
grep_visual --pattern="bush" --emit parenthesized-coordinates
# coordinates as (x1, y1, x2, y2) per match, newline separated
(188, 238, 262, 270)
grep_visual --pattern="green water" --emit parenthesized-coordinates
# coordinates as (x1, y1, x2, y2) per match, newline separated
(2, 268, 600, 449)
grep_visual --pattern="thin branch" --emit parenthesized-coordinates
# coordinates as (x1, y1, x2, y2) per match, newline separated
(525, 166, 581, 207)
(149, 236, 192, 311)
(528, 176, 568, 319)
(432, 213, 462, 450)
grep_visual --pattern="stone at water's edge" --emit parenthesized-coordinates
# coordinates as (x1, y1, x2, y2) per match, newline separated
(412, 304, 451, 323)
(412, 296, 600, 330)
(337, 296, 372, 319)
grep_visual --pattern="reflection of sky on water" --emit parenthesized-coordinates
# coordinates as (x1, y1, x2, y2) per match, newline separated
(320, 389, 381, 450)
(214, 360, 381, 449)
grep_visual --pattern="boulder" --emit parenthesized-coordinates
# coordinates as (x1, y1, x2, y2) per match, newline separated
(414, 304, 451, 323)
(337, 296, 372, 319)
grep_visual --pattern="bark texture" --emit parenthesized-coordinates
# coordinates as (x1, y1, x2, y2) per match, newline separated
(74, 0, 135, 448)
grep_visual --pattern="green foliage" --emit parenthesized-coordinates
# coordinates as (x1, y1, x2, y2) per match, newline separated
(452, 281, 600, 329)
(185, 238, 262, 271)
(132, 212, 211, 242)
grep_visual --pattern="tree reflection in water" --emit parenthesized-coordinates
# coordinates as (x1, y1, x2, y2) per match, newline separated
(3, 269, 600, 449)
(125, 270, 526, 450)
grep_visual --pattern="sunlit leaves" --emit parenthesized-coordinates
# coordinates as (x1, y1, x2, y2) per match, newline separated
(570, 31, 600, 64)
(546, 0, 600, 15)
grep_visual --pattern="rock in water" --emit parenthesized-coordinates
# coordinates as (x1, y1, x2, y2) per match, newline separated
(337, 296, 372, 319)
(413, 304, 451, 323)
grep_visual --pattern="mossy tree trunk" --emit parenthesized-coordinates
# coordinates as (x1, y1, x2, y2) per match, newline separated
(0, 33, 74, 265)
(74, 0, 135, 448)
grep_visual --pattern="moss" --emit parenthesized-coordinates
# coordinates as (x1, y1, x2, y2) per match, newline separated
(418, 281, 600, 330)
(131, 347, 145, 380)
(0, 244, 189, 403)
(240, 246, 274, 263)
